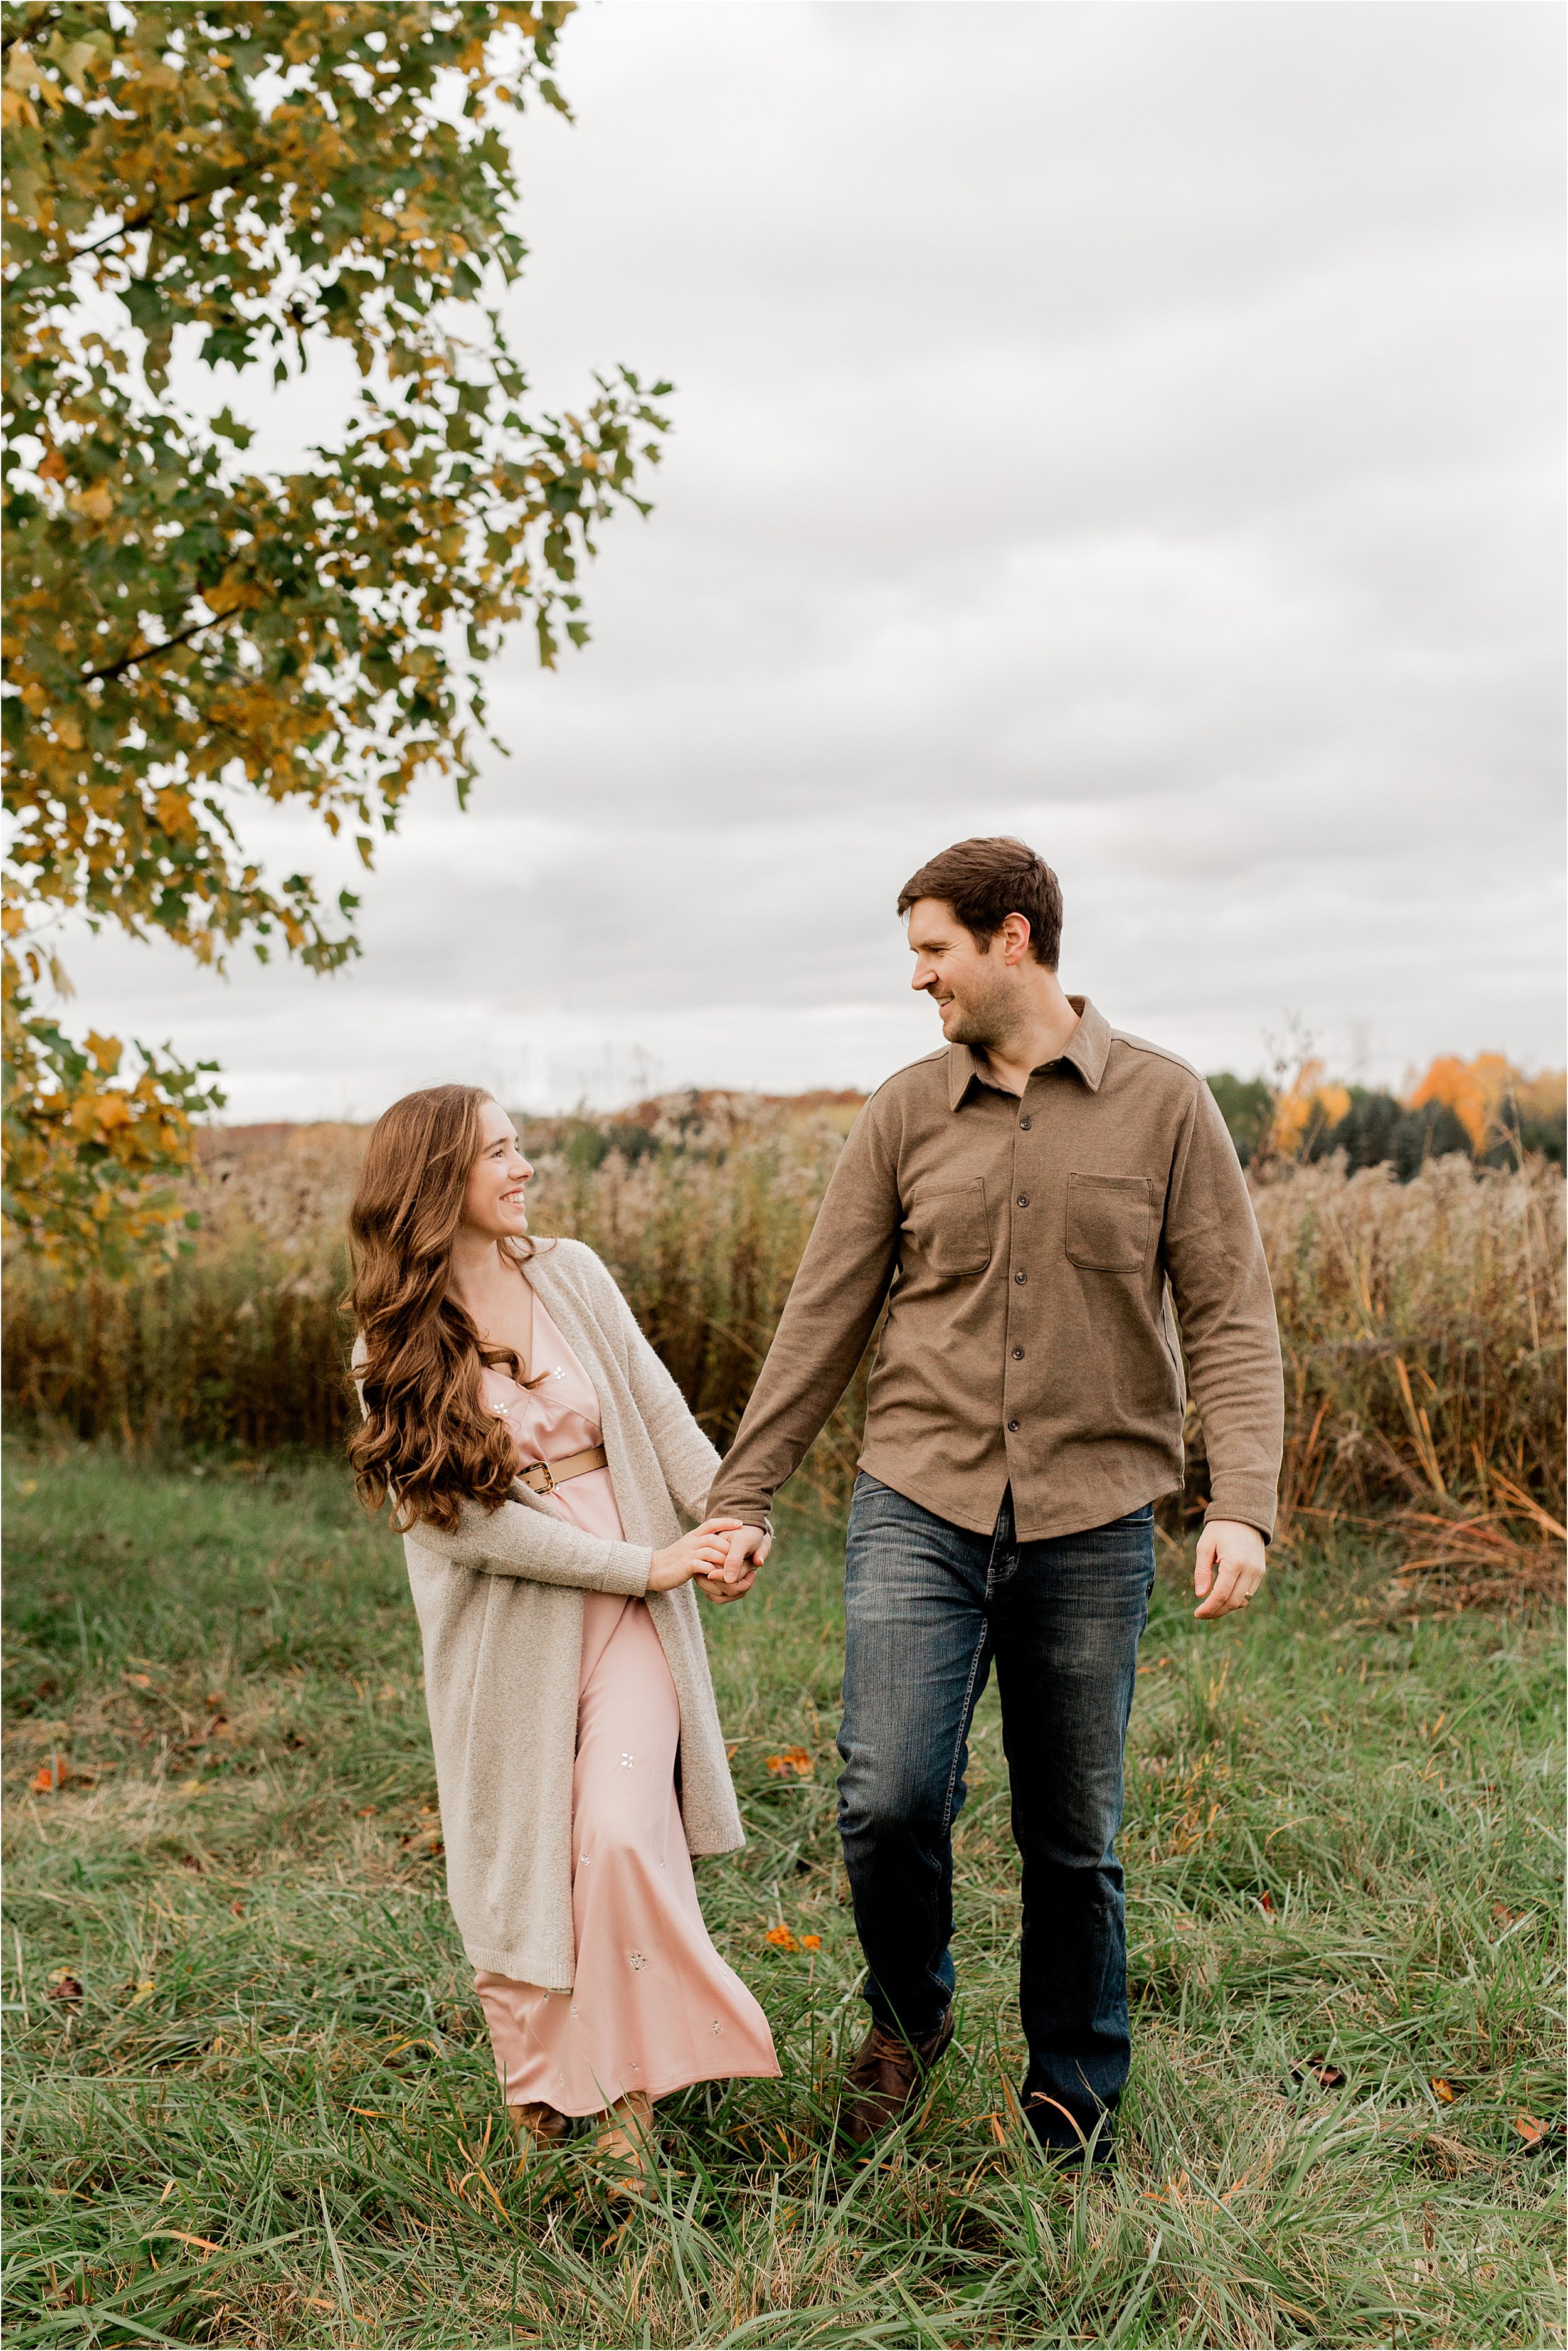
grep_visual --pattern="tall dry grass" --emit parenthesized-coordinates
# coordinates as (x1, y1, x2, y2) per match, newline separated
(1255, 1156, 1564, 1520)
(1248, 1154, 1565, 1601)
(3, 1098, 1562, 1573)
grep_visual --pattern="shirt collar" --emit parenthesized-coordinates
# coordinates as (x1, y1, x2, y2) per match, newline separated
(946, 995, 1112, 1110)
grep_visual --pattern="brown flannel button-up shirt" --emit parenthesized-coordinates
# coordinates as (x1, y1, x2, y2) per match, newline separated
(708, 997, 1285, 1544)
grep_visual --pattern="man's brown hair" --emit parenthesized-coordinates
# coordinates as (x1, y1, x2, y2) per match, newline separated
(897, 836, 1064, 969)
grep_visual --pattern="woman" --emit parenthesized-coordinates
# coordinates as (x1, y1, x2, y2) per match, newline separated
(347, 1085, 778, 2189)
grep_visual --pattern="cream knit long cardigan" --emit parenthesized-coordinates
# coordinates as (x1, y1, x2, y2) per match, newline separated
(377, 1239, 742, 1992)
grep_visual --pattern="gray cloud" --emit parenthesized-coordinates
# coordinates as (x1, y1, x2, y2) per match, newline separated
(52, 1, 1565, 1118)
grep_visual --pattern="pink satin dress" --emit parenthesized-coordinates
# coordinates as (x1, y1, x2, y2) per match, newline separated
(472, 1290, 779, 2116)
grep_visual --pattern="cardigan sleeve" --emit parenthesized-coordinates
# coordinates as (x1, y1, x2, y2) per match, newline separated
(578, 1247, 723, 1522)
(407, 1492, 653, 1596)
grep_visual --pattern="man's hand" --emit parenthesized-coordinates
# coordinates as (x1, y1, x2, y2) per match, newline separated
(649, 1519, 744, 1593)
(699, 1522, 770, 1606)
(1194, 1519, 1267, 1620)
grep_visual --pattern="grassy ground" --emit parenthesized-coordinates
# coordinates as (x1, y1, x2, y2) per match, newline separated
(3, 1447, 1562, 2349)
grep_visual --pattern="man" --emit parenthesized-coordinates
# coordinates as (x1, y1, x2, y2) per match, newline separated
(705, 836, 1283, 2162)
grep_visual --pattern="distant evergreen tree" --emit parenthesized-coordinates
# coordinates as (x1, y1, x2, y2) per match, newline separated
(1204, 1077, 1564, 1179)
(1204, 1073, 1273, 1166)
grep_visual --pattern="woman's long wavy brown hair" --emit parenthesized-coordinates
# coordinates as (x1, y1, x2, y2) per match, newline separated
(346, 1085, 548, 1532)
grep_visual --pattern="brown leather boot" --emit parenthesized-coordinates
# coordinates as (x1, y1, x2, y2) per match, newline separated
(509, 2101, 571, 2158)
(593, 2090, 656, 2199)
(839, 2003, 956, 2148)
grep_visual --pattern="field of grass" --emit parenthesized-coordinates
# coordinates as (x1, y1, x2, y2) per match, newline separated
(3, 1447, 1564, 2348)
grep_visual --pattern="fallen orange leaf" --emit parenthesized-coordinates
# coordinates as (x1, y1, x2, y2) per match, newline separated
(31, 1761, 68, 1793)
(765, 1746, 813, 1779)
(764, 1924, 798, 1951)
(800, 1934, 822, 1951)
(1432, 2078, 1458, 2104)
(1514, 2113, 1547, 2147)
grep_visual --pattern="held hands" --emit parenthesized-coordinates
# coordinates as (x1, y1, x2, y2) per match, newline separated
(648, 1519, 746, 1593)
(1194, 1519, 1267, 1620)
(699, 1522, 771, 1606)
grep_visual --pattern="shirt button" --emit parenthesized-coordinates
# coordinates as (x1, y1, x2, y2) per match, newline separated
(1014, 1270, 1027, 1285)
(1017, 1192, 1029, 1207)
(1007, 1419, 1020, 1433)
(1012, 1347, 1024, 1360)
(1019, 1116, 1032, 1132)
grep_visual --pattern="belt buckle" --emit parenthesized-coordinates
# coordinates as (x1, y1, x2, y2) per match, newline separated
(536, 1460, 556, 1494)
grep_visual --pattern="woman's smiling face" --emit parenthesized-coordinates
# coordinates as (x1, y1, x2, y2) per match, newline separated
(460, 1098, 533, 1243)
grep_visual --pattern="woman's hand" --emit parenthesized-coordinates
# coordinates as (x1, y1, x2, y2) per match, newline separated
(699, 1524, 770, 1605)
(647, 1518, 746, 1593)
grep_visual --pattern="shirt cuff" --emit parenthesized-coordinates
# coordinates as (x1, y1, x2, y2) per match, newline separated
(705, 1489, 773, 1532)
(1202, 1482, 1278, 1544)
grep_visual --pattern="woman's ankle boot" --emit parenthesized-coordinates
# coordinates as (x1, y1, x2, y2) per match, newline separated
(509, 2101, 571, 2158)
(593, 2091, 655, 2197)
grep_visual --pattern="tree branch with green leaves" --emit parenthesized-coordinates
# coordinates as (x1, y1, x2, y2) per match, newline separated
(3, 1, 672, 1273)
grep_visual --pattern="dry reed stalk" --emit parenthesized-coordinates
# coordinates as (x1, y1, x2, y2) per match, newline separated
(1383, 1510, 1567, 1615)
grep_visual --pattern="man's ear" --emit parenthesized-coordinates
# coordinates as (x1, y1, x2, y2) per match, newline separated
(999, 913, 1033, 967)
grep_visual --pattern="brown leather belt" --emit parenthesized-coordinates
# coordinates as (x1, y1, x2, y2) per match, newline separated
(517, 1444, 608, 1496)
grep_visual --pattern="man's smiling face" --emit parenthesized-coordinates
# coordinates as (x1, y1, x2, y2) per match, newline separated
(905, 896, 1022, 1049)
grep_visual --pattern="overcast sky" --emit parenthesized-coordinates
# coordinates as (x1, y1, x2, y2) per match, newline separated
(59, 1, 1565, 1121)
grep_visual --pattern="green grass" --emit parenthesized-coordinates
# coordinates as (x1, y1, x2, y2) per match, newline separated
(3, 1447, 1562, 2348)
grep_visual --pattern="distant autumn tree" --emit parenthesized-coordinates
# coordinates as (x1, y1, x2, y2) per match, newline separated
(2, 1, 669, 1272)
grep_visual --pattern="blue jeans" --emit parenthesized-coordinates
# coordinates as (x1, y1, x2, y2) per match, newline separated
(837, 1473, 1155, 2155)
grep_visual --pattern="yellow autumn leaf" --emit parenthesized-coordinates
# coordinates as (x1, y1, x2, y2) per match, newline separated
(63, 41, 105, 87)
(154, 788, 196, 839)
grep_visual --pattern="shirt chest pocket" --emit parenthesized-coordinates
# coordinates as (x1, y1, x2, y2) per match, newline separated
(1065, 1173, 1152, 1272)
(903, 1177, 990, 1278)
